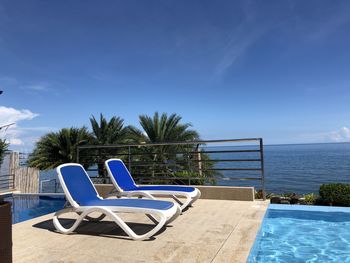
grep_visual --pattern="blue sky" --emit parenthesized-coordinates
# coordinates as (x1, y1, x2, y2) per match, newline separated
(1, 0, 350, 150)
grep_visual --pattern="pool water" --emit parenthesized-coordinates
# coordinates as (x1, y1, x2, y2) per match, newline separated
(248, 205, 350, 262)
(4, 195, 66, 224)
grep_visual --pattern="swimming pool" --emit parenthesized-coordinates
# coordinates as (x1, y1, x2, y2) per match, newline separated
(4, 194, 66, 224)
(248, 204, 350, 262)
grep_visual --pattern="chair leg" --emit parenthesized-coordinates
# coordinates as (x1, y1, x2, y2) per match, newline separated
(53, 208, 86, 234)
(105, 209, 167, 241)
(75, 211, 106, 222)
(172, 194, 192, 211)
(189, 189, 201, 206)
(53, 207, 169, 241)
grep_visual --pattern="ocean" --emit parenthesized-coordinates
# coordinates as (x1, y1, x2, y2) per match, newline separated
(263, 143, 350, 194)
(38, 143, 350, 195)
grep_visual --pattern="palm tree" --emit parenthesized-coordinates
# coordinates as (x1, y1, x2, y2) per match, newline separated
(128, 112, 200, 181)
(0, 139, 9, 165)
(90, 114, 129, 177)
(90, 114, 129, 145)
(28, 127, 93, 170)
(129, 112, 199, 143)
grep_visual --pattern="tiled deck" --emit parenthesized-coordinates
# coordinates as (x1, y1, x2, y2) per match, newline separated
(13, 199, 268, 263)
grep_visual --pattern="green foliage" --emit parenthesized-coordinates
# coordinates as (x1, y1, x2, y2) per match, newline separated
(127, 112, 204, 183)
(27, 112, 217, 188)
(281, 192, 295, 198)
(319, 183, 350, 206)
(90, 114, 129, 177)
(303, 193, 316, 204)
(255, 189, 273, 199)
(90, 114, 129, 145)
(28, 127, 94, 170)
(131, 112, 200, 143)
(0, 139, 9, 165)
(172, 171, 206, 185)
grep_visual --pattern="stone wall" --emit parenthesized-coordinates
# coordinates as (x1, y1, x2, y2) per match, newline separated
(95, 184, 255, 201)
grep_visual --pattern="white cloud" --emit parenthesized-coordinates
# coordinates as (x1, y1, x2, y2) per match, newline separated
(9, 138, 23, 145)
(0, 106, 40, 149)
(0, 106, 38, 125)
(327, 127, 350, 142)
(19, 84, 51, 92)
(216, 29, 265, 76)
(214, 7, 269, 77)
(0, 76, 56, 94)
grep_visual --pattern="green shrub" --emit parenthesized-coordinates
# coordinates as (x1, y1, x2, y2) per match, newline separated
(281, 192, 294, 198)
(303, 193, 316, 205)
(172, 171, 206, 185)
(319, 183, 350, 206)
(254, 189, 273, 199)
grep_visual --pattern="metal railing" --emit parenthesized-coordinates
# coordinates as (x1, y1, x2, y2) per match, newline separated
(0, 174, 15, 192)
(40, 179, 61, 193)
(77, 138, 266, 199)
(0, 151, 16, 192)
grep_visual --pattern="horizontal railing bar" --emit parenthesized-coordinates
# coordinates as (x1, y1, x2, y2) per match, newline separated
(0, 179, 14, 182)
(0, 180, 14, 184)
(87, 167, 262, 174)
(89, 174, 262, 180)
(206, 168, 262, 171)
(83, 159, 262, 167)
(200, 149, 261, 154)
(78, 138, 262, 149)
(0, 184, 14, 187)
(89, 175, 204, 180)
(206, 159, 261, 162)
(137, 177, 204, 180)
(221, 177, 262, 180)
(87, 168, 262, 174)
(123, 159, 262, 165)
(77, 149, 261, 157)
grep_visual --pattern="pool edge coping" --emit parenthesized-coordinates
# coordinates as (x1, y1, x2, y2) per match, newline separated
(269, 204, 350, 213)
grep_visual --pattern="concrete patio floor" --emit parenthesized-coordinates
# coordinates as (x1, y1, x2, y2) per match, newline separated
(13, 199, 268, 263)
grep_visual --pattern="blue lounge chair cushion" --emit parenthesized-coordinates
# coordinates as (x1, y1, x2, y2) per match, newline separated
(60, 165, 100, 203)
(107, 160, 197, 193)
(107, 160, 137, 191)
(59, 165, 174, 210)
(79, 198, 174, 210)
(135, 185, 196, 193)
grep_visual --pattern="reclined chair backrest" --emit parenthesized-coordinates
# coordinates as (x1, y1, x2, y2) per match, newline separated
(105, 159, 137, 192)
(57, 163, 101, 207)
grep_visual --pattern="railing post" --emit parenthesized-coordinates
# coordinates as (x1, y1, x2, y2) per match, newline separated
(128, 146, 131, 172)
(187, 146, 191, 185)
(76, 147, 80, 163)
(259, 138, 266, 200)
(55, 179, 58, 193)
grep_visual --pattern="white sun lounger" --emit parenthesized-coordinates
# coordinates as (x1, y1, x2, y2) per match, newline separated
(105, 159, 201, 211)
(53, 163, 180, 241)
